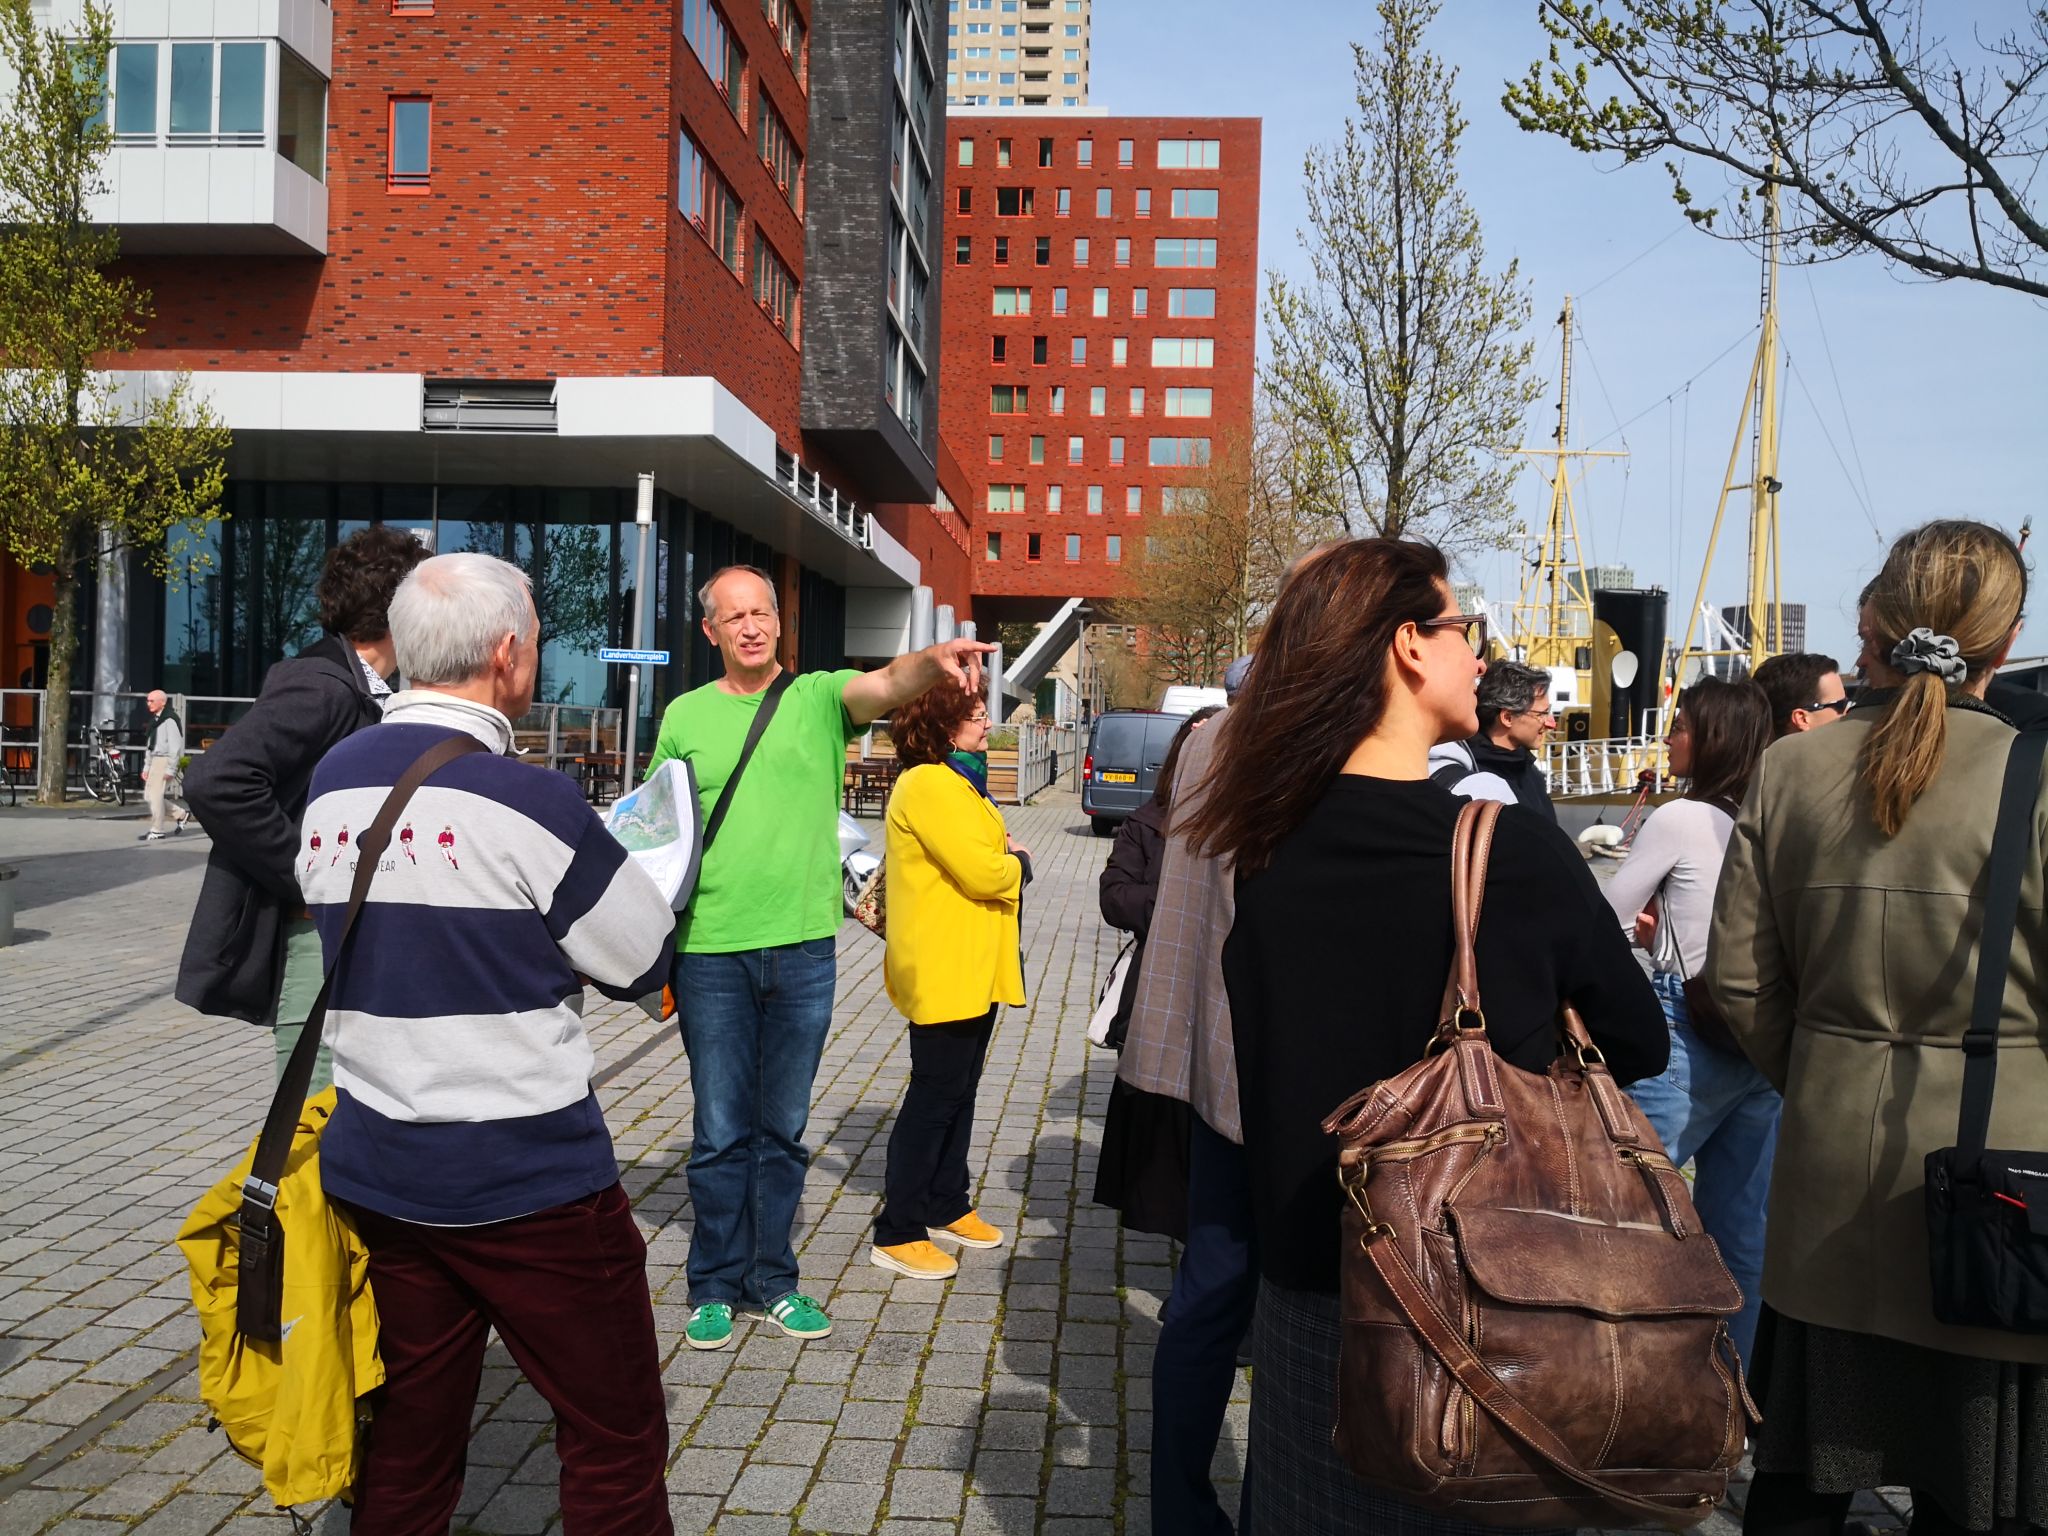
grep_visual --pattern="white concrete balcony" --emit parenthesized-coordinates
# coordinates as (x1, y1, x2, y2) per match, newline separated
(93, 141, 326, 254)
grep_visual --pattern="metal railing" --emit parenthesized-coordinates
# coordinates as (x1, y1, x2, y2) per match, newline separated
(775, 448, 872, 549)
(1539, 733, 1672, 799)
(1, 689, 256, 798)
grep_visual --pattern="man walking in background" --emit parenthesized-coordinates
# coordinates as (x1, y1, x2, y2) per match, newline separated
(646, 564, 993, 1352)
(138, 689, 188, 840)
(1752, 651, 1848, 739)
(1428, 658, 1559, 820)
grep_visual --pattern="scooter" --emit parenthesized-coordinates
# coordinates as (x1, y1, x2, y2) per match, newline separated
(839, 811, 881, 916)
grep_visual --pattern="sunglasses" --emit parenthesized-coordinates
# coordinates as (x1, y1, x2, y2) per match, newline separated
(1418, 612, 1489, 658)
(1805, 698, 1850, 717)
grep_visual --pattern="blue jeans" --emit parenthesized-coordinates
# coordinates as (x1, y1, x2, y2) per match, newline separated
(1629, 972, 1781, 1364)
(1154, 1117, 1257, 1536)
(673, 940, 837, 1309)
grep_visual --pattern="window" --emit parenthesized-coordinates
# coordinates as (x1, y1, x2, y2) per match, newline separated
(958, 138, 975, 165)
(1090, 386, 1106, 415)
(112, 42, 159, 137)
(1107, 535, 1122, 563)
(1035, 235, 1051, 266)
(986, 532, 1002, 561)
(1030, 435, 1045, 464)
(1056, 187, 1071, 216)
(994, 235, 1009, 265)
(989, 433, 1004, 459)
(996, 186, 1036, 216)
(997, 136, 1011, 166)
(1132, 288, 1149, 317)
(277, 50, 326, 179)
(756, 98, 803, 211)
(1154, 238, 1219, 268)
(1050, 385, 1066, 414)
(1032, 334, 1048, 365)
(955, 235, 972, 265)
(992, 286, 1031, 315)
(1071, 336, 1086, 363)
(1135, 188, 1151, 218)
(957, 187, 972, 214)
(1170, 188, 1220, 219)
(1149, 436, 1212, 466)
(1164, 386, 1213, 417)
(753, 231, 799, 339)
(386, 96, 432, 192)
(1047, 484, 1063, 512)
(1086, 484, 1103, 514)
(1038, 135, 1054, 166)
(1066, 534, 1081, 562)
(1118, 137, 1134, 168)
(1125, 486, 1141, 514)
(1077, 137, 1093, 165)
(1074, 237, 1089, 266)
(1027, 533, 1042, 562)
(1129, 386, 1145, 415)
(1158, 138, 1222, 169)
(1112, 337, 1127, 367)
(169, 44, 212, 136)
(1052, 285, 1068, 315)
(1150, 337, 1215, 367)
(988, 484, 1026, 512)
(1096, 186, 1111, 217)
(1091, 286, 1108, 317)
(682, 0, 744, 118)
(1115, 237, 1130, 267)
(991, 336, 1007, 363)
(1068, 435, 1084, 464)
(990, 384, 1028, 412)
(761, 0, 807, 85)
(1109, 435, 1124, 465)
(1167, 287, 1217, 318)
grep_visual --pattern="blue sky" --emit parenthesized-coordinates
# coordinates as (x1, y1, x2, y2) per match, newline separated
(1093, 0, 2048, 666)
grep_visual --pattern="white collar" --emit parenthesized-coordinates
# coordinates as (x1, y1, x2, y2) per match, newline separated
(382, 690, 516, 755)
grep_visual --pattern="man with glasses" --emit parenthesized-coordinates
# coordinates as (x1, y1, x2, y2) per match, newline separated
(1752, 652, 1849, 740)
(1428, 655, 1560, 822)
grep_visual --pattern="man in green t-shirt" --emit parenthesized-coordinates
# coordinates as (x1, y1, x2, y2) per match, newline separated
(646, 565, 991, 1351)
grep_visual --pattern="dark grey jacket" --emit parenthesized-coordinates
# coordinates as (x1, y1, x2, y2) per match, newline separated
(175, 635, 385, 1024)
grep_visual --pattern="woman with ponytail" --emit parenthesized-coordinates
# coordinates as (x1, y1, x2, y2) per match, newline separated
(1709, 520, 2048, 1535)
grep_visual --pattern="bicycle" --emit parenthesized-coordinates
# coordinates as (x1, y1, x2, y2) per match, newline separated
(82, 725, 126, 806)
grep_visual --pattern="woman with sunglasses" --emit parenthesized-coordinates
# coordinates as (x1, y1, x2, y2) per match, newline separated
(870, 686, 1029, 1282)
(1187, 538, 1667, 1535)
(1602, 675, 1777, 1366)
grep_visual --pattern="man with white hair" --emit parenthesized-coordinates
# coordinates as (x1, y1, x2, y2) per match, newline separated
(138, 688, 188, 840)
(300, 552, 678, 1533)
(645, 563, 993, 1351)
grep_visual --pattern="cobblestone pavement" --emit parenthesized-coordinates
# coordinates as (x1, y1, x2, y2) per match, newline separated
(0, 793, 1907, 1535)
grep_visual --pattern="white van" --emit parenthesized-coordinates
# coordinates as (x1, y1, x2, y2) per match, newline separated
(1158, 685, 1228, 715)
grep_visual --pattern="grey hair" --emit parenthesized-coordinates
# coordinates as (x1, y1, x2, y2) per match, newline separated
(389, 553, 537, 686)
(697, 564, 779, 621)
(1477, 659, 1550, 732)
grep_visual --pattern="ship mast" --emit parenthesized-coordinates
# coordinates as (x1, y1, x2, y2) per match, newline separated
(1668, 169, 1788, 708)
(1511, 295, 1626, 672)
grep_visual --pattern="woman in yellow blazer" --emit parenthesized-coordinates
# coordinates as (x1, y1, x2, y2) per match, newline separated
(870, 684, 1029, 1280)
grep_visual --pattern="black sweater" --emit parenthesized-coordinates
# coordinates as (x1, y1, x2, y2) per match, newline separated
(1221, 775, 1668, 1292)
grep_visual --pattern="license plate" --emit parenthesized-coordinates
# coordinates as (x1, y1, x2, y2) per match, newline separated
(1101, 772, 1137, 783)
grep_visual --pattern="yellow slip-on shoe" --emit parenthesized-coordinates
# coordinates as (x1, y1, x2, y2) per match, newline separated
(869, 1240, 959, 1280)
(928, 1211, 1006, 1249)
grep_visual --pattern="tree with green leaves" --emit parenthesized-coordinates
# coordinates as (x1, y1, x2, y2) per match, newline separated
(1503, 1, 2048, 300)
(0, 0, 231, 804)
(1264, 0, 1542, 552)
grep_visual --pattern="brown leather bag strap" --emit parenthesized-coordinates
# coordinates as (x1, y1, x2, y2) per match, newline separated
(1439, 799, 1502, 1025)
(1361, 1231, 1709, 1531)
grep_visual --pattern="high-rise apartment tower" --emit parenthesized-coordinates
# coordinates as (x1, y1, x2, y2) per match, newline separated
(946, 0, 1090, 110)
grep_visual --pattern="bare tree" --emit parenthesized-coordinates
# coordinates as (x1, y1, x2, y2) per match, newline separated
(1503, 1, 2048, 299)
(1265, 0, 1543, 551)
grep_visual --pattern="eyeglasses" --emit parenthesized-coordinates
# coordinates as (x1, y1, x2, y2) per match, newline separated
(966, 711, 990, 724)
(1806, 698, 1850, 717)
(1418, 612, 1489, 658)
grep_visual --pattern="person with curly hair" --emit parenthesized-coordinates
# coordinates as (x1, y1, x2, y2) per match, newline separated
(869, 683, 1030, 1280)
(178, 524, 431, 1092)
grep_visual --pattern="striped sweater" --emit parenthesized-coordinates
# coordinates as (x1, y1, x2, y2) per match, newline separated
(301, 692, 674, 1225)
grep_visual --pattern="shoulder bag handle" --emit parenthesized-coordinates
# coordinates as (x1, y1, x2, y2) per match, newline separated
(236, 730, 484, 1341)
(701, 670, 795, 852)
(1957, 724, 2048, 1157)
(1437, 799, 1501, 1029)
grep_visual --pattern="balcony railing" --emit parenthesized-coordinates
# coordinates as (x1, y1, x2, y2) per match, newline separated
(775, 449, 872, 549)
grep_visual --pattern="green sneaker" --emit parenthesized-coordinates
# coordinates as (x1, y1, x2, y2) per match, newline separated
(758, 1292, 832, 1340)
(684, 1302, 735, 1351)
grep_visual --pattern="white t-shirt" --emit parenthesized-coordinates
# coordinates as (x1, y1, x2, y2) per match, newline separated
(1600, 797, 1736, 980)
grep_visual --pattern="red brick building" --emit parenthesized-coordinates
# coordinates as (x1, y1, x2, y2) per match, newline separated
(5, 0, 971, 720)
(939, 115, 1260, 623)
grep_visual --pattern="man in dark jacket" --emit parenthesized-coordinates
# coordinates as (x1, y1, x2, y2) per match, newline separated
(1427, 658, 1559, 822)
(176, 526, 429, 1089)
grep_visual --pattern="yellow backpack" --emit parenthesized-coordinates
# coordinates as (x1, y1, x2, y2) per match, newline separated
(176, 1087, 382, 1509)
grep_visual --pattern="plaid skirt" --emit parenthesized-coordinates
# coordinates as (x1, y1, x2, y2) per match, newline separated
(1248, 1279, 1573, 1536)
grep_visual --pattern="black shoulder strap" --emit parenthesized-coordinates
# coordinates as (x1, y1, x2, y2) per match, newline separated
(702, 670, 795, 851)
(236, 730, 483, 1339)
(1958, 725, 2048, 1156)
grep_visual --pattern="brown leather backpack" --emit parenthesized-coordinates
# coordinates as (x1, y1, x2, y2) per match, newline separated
(1320, 799, 1756, 1530)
